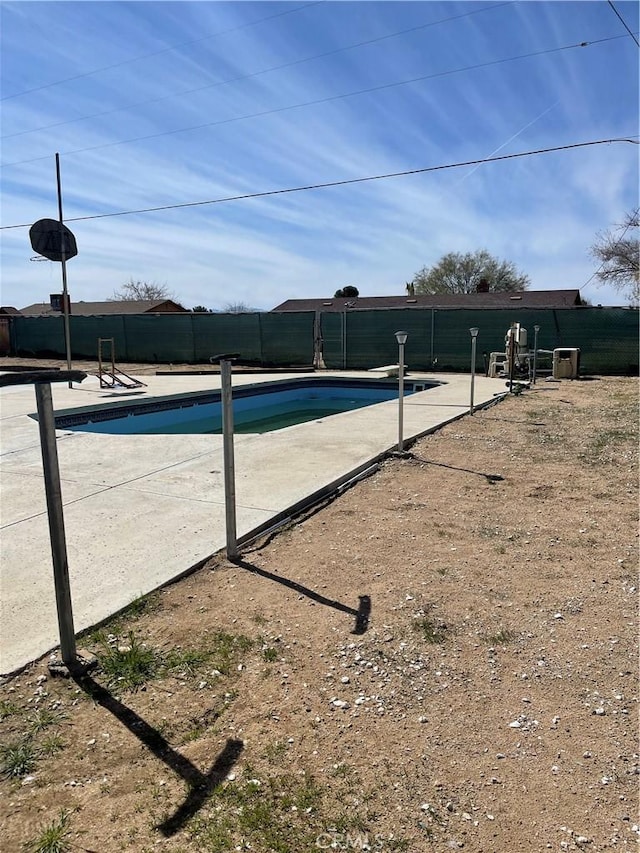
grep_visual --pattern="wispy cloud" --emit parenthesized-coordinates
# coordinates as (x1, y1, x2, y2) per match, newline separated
(1, 1, 637, 311)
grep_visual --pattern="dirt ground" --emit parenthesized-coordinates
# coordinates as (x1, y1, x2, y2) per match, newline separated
(0, 375, 637, 853)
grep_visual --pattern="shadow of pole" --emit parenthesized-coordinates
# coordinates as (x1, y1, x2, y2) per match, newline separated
(74, 675, 243, 837)
(230, 558, 371, 635)
(405, 453, 504, 484)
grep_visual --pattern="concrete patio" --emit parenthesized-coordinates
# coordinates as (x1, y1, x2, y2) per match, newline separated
(0, 369, 505, 674)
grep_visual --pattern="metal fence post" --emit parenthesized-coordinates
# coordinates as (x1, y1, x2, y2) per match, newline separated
(220, 359, 238, 559)
(35, 382, 77, 663)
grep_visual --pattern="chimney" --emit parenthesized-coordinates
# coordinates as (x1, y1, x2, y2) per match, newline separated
(477, 278, 490, 293)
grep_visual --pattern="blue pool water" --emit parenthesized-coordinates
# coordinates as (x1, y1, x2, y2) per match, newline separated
(54, 378, 434, 436)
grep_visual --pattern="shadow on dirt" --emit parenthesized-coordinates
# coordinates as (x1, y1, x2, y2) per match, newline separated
(73, 675, 243, 836)
(406, 453, 504, 484)
(230, 557, 371, 635)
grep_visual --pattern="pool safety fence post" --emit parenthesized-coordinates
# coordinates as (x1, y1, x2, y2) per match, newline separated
(395, 331, 408, 453)
(532, 325, 540, 384)
(0, 370, 93, 673)
(35, 382, 76, 663)
(469, 327, 479, 414)
(219, 356, 239, 559)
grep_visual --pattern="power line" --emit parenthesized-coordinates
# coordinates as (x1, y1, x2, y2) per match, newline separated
(607, 1, 640, 47)
(1, 137, 637, 232)
(2, 2, 511, 141)
(0, 2, 324, 102)
(0, 34, 626, 170)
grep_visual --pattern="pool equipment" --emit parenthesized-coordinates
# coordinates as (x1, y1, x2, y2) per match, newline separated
(488, 324, 580, 382)
(552, 348, 581, 379)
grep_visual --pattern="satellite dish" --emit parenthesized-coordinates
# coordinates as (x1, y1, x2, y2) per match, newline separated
(29, 218, 78, 262)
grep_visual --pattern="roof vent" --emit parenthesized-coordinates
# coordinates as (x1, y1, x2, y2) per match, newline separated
(322, 301, 333, 306)
(406, 298, 417, 303)
(509, 295, 522, 300)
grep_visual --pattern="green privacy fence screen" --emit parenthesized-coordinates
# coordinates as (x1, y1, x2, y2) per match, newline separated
(9, 307, 639, 374)
(320, 307, 639, 374)
(10, 312, 316, 367)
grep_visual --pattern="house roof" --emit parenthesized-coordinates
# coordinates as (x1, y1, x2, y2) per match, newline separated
(18, 299, 187, 316)
(271, 290, 583, 312)
(0, 306, 21, 315)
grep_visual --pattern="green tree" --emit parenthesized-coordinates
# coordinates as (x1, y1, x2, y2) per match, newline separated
(334, 286, 359, 298)
(410, 250, 529, 294)
(110, 279, 175, 301)
(590, 210, 639, 306)
(192, 305, 214, 313)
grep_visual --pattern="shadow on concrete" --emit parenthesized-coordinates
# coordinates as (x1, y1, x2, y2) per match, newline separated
(231, 557, 371, 635)
(74, 675, 243, 836)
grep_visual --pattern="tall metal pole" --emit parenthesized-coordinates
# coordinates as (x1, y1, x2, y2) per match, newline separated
(398, 341, 405, 452)
(220, 359, 238, 559)
(469, 328, 479, 414)
(532, 325, 540, 384)
(508, 324, 516, 394)
(395, 330, 408, 454)
(35, 383, 77, 665)
(55, 153, 73, 388)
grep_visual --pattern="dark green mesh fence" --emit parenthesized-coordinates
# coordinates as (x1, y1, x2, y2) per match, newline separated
(11, 312, 316, 367)
(9, 307, 638, 374)
(321, 308, 638, 374)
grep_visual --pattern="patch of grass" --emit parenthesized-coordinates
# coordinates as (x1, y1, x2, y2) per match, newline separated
(262, 646, 279, 662)
(484, 628, 517, 645)
(581, 425, 638, 465)
(40, 733, 65, 757)
(199, 770, 326, 850)
(435, 566, 448, 577)
(414, 616, 448, 644)
(263, 740, 288, 763)
(208, 631, 253, 675)
(24, 809, 74, 853)
(80, 593, 162, 645)
(27, 708, 66, 734)
(252, 613, 268, 626)
(119, 591, 161, 621)
(330, 762, 354, 779)
(0, 700, 19, 720)
(164, 647, 212, 676)
(1, 737, 38, 778)
(97, 632, 160, 691)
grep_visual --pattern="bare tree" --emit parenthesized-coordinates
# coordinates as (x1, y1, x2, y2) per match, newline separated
(223, 302, 257, 313)
(410, 250, 529, 294)
(110, 279, 175, 301)
(590, 210, 639, 306)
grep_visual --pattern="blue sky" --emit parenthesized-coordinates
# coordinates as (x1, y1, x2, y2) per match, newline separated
(1, 0, 638, 311)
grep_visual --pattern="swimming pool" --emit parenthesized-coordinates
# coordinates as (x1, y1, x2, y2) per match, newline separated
(53, 378, 436, 435)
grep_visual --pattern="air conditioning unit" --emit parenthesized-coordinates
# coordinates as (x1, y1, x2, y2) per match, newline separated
(552, 348, 580, 379)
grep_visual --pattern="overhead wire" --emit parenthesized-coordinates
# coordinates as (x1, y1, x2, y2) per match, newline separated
(0, 1, 325, 102)
(606, 1, 640, 47)
(0, 34, 627, 169)
(1, 2, 511, 141)
(1, 137, 637, 231)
